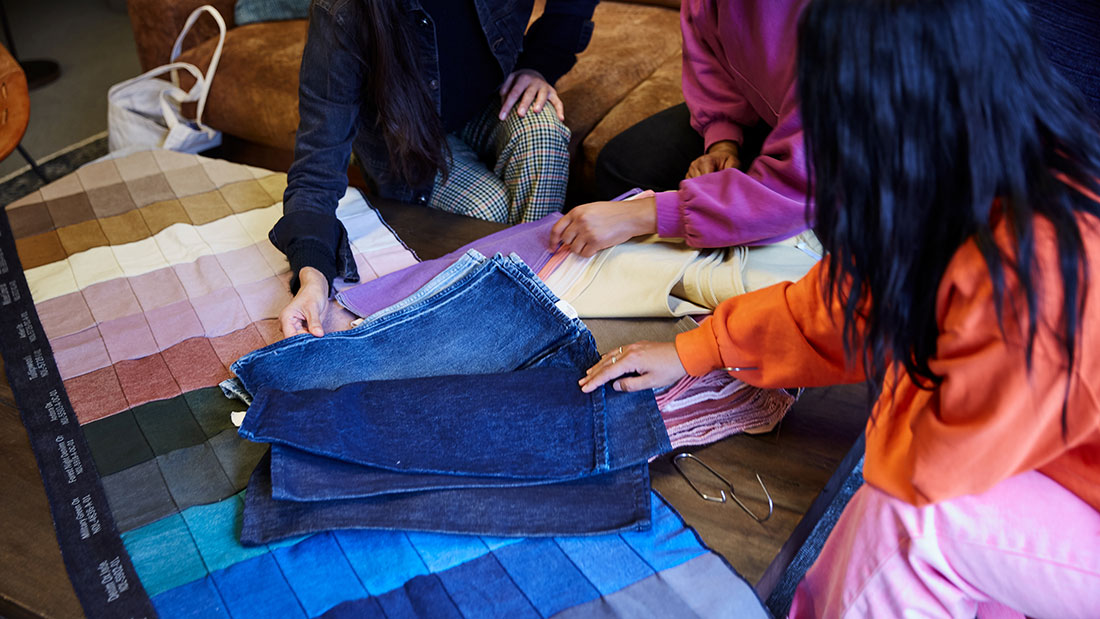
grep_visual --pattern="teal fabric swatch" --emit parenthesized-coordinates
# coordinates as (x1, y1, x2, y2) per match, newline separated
(122, 513, 207, 596)
(181, 494, 267, 572)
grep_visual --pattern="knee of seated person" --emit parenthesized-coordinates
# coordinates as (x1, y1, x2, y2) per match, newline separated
(505, 105, 571, 148)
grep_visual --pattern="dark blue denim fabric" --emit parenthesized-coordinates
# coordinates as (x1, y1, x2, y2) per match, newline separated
(241, 368, 667, 478)
(225, 252, 669, 540)
(241, 453, 654, 544)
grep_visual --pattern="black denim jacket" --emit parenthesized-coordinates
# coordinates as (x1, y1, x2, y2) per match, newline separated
(271, 0, 598, 291)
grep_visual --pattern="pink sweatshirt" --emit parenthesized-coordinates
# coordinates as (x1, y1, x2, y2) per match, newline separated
(655, 0, 810, 248)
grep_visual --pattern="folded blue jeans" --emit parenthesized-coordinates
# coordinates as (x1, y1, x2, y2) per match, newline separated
(241, 453, 654, 544)
(223, 252, 671, 541)
(241, 368, 666, 479)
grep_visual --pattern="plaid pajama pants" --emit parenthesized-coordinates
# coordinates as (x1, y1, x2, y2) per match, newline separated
(429, 101, 571, 224)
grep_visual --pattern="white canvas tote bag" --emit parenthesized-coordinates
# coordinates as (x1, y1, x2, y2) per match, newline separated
(107, 5, 226, 153)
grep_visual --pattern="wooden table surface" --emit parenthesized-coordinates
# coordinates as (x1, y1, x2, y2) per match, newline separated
(0, 200, 868, 617)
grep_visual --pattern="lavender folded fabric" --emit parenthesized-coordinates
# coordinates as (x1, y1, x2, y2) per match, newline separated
(335, 215, 561, 318)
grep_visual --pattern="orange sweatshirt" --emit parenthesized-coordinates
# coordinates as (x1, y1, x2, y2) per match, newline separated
(676, 211, 1100, 510)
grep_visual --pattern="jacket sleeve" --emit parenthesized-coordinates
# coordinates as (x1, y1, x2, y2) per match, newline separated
(867, 234, 1099, 506)
(654, 94, 810, 248)
(675, 260, 867, 388)
(271, 2, 364, 292)
(515, 0, 598, 84)
(680, 0, 757, 150)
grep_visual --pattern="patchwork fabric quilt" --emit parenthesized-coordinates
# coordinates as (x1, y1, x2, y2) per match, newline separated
(0, 150, 767, 618)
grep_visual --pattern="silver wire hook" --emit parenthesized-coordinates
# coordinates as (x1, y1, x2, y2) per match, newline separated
(672, 453, 774, 523)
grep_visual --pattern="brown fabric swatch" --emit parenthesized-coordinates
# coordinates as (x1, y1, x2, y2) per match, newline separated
(115, 353, 181, 410)
(45, 192, 96, 229)
(6, 200, 53, 238)
(15, 232, 67, 269)
(220, 179, 273, 213)
(125, 173, 176, 208)
(87, 183, 138, 219)
(65, 366, 130, 424)
(140, 199, 192, 235)
(180, 190, 233, 225)
(99, 209, 153, 246)
(56, 219, 110, 255)
(160, 337, 231, 393)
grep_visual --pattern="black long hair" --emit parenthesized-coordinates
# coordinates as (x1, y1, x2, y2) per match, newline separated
(796, 0, 1100, 416)
(363, 0, 448, 186)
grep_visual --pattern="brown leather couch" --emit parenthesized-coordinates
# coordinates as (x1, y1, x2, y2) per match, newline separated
(127, 0, 685, 200)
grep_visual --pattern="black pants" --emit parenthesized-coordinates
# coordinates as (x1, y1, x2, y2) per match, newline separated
(594, 102, 772, 200)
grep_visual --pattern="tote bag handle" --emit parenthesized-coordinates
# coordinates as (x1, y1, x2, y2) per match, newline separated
(167, 4, 227, 131)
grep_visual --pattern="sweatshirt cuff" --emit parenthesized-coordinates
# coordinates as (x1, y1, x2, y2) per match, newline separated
(701, 120, 744, 152)
(284, 240, 338, 295)
(675, 320, 725, 377)
(654, 190, 686, 239)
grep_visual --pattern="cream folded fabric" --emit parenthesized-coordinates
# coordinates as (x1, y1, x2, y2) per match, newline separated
(547, 230, 821, 318)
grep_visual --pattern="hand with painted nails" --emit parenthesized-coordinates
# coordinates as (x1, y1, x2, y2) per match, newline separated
(279, 266, 329, 339)
(548, 196, 658, 257)
(498, 69, 564, 121)
(579, 341, 687, 393)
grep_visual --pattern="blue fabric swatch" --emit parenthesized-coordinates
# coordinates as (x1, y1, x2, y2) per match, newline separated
(211, 553, 306, 618)
(152, 576, 230, 618)
(319, 597, 387, 619)
(406, 531, 490, 573)
(375, 574, 463, 619)
(333, 530, 429, 595)
(554, 535, 654, 595)
(121, 513, 207, 597)
(182, 494, 267, 572)
(492, 538, 600, 616)
(272, 533, 369, 616)
(619, 494, 707, 571)
(438, 553, 540, 618)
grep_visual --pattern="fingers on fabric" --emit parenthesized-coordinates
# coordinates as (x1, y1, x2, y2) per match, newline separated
(499, 75, 528, 119)
(499, 72, 517, 97)
(532, 88, 549, 114)
(305, 307, 324, 337)
(548, 91, 565, 121)
(579, 355, 631, 393)
(516, 85, 539, 117)
(279, 306, 309, 339)
(549, 213, 575, 249)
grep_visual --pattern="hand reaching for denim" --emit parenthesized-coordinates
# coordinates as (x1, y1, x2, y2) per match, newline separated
(279, 267, 329, 339)
(579, 341, 687, 393)
(686, 140, 740, 179)
(499, 69, 564, 121)
(548, 196, 658, 257)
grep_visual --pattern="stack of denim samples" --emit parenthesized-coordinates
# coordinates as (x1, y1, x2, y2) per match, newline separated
(221, 250, 672, 545)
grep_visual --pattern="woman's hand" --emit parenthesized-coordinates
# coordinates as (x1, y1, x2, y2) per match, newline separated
(579, 341, 687, 393)
(548, 196, 658, 256)
(279, 267, 329, 338)
(686, 140, 740, 179)
(499, 69, 565, 121)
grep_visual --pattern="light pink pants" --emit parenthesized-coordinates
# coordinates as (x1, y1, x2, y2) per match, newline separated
(788, 471, 1100, 618)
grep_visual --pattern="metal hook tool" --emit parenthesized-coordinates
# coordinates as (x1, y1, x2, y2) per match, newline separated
(672, 453, 773, 523)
